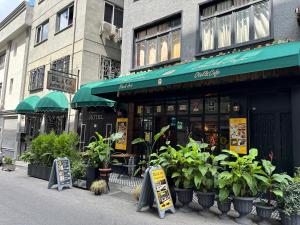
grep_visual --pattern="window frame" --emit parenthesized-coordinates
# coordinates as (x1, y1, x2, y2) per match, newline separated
(50, 55, 70, 74)
(133, 14, 182, 70)
(103, 1, 124, 28)
(29, 66, 45, 92)
(56, 3, 74, 33)
(198, 0, 273, 56)
(35, 20, 49, 46)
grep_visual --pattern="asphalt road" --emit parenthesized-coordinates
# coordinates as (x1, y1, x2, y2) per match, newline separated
(0, 166, 237, 225)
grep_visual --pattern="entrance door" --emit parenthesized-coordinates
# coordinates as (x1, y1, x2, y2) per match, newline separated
(250, 112, 293, 174)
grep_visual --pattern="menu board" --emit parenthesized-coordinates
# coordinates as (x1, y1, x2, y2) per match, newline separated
(115, 118, 128, 151)
(137, 166, 175, 219)
(48, 158, 72, 191)
(229, 118, 247, 154)
(150, 168, 173, 211)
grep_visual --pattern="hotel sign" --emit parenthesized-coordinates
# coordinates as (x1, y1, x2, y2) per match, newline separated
(47, 71, 76, 93)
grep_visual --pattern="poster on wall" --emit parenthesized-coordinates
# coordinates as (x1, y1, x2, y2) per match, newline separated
(229, 118, 247, 154)
(115, 118, 128, 151)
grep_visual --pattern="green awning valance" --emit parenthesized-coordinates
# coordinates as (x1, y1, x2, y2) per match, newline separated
(71, 82, 115, 109)
(91, 41, 300, 96)
(15, 95, 40, 114)
(36, 91, 68, 112)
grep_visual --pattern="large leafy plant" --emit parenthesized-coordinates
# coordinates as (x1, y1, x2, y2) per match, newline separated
(283, 182, 300, 216)
(132, 125, 169, 175)
(85, 132, 123, 167)
(218, 148, 262, 199)
(254, 160, 292, 206)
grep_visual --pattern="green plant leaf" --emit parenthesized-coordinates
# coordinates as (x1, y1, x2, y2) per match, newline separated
(219, 188, 230, 202)
(273, 189, 283, 198)
(233, 183, 241, 196)
(132, 138, 145, 145)
(262, 159, 276, 176)
(154, 125, 169, 141)
(171, 172, 180, 178)
(194, 175, 202, 189)
(199, 165, 208, 176)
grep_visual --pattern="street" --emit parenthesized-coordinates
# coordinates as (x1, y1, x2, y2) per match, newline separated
(0, 166, 237, 225)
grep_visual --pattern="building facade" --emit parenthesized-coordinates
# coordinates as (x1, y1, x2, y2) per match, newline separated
(19, 0, 123, 154)
(0, 1, 33, 158)
(88, 0, 300, 174)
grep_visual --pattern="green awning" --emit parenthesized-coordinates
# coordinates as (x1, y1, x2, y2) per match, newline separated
(15, 95, 40, 114)
(91, 41, 300, 96)
(71, 82, 115, 109)
(36, 91, 68, 112)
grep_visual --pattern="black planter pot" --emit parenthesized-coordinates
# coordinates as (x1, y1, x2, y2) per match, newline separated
(86, 167, 98, 189)
(255, 203, 274, 219)
(233, 197, 255, 225)
(174, 188, 193, 213)
(197, 192, 215, 209)
(217, 198, 232, 219)
(166, 176, 177, 205)
(28, 164, 51, 181)
(280, 210, 300, 225)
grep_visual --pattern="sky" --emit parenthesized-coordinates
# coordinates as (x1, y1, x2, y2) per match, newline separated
(0, 0, 26, 22)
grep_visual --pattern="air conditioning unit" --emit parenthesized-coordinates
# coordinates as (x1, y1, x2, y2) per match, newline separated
(99, 21, 118, 40)
(113, 28, 122, 43)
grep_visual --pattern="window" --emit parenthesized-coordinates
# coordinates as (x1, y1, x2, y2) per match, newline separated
(9, 78, 13, 95)
(51, 55, 70, 73)
(57, 4, 74, 32)
(200, 0, 271, 52)
(100, 56, 120, 80)
(134, 15, 181, 68)
(104, 2, 123, 28)
(35, 21, 48, 44)
(0, 53, 5, 68)
(29, 66, 45, 91)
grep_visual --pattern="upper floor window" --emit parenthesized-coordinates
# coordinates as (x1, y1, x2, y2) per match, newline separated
(200, 0, 271, 52)
(104, 2, 123, 28)
(100, 56, 120, 80)
(36, 21, 49, 44)
(134, 15, 181, 68)
(0, 53, 5, 68)
(29, 66, 45, 91)
(57, 4, 74, 32)
(51, 55, 70, 73)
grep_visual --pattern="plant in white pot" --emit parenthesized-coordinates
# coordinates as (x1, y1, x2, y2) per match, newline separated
(254, 160, 292, 225)
(2, 156, 16, 171)
(219, 148, 262, 225)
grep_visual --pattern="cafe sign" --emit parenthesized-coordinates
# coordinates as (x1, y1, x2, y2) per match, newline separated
(47, 71, 76, 93)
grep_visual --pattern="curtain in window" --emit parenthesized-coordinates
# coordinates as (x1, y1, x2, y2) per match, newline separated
(171, 30, 181, 59)
(234, 0, 251, 7)
(218, 14, 231, 48)
(136, 42, 145, 67)
(217, 0, 232, 12)
(147, 39, 157, 65)
(236, 9, 250, 43)
(202, 5, 216, 17)
(159, 35, 168, 62)
(254, 1, 270, 39)
(201, 18, 215, 51)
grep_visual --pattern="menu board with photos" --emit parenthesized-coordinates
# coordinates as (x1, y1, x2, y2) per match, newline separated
(48, 157, 72, 191)
(229, 118, 247, 154)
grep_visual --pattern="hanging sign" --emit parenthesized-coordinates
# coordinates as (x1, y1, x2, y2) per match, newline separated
(115, 118, 128, 151)
(137, 166, 175, 219)
(229, 118, 247, 154)
(48, 157, 72, 191)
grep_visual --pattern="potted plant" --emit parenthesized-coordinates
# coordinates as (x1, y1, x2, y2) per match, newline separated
(192, 143, 228, 217)
(219, 148, 262, 225)
(71, 159, 88, 189)
(85, 132, 123, 169)
(281, 182, 300, 225)
(132, 125, 169, 176)
(254, 160, 292, 223)
(90, 180, 107, 195)
(217, 170, 233, 219)
(2, 156, 16, 171)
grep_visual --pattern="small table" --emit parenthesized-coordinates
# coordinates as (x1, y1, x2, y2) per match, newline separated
(99, 168, 112, 191)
